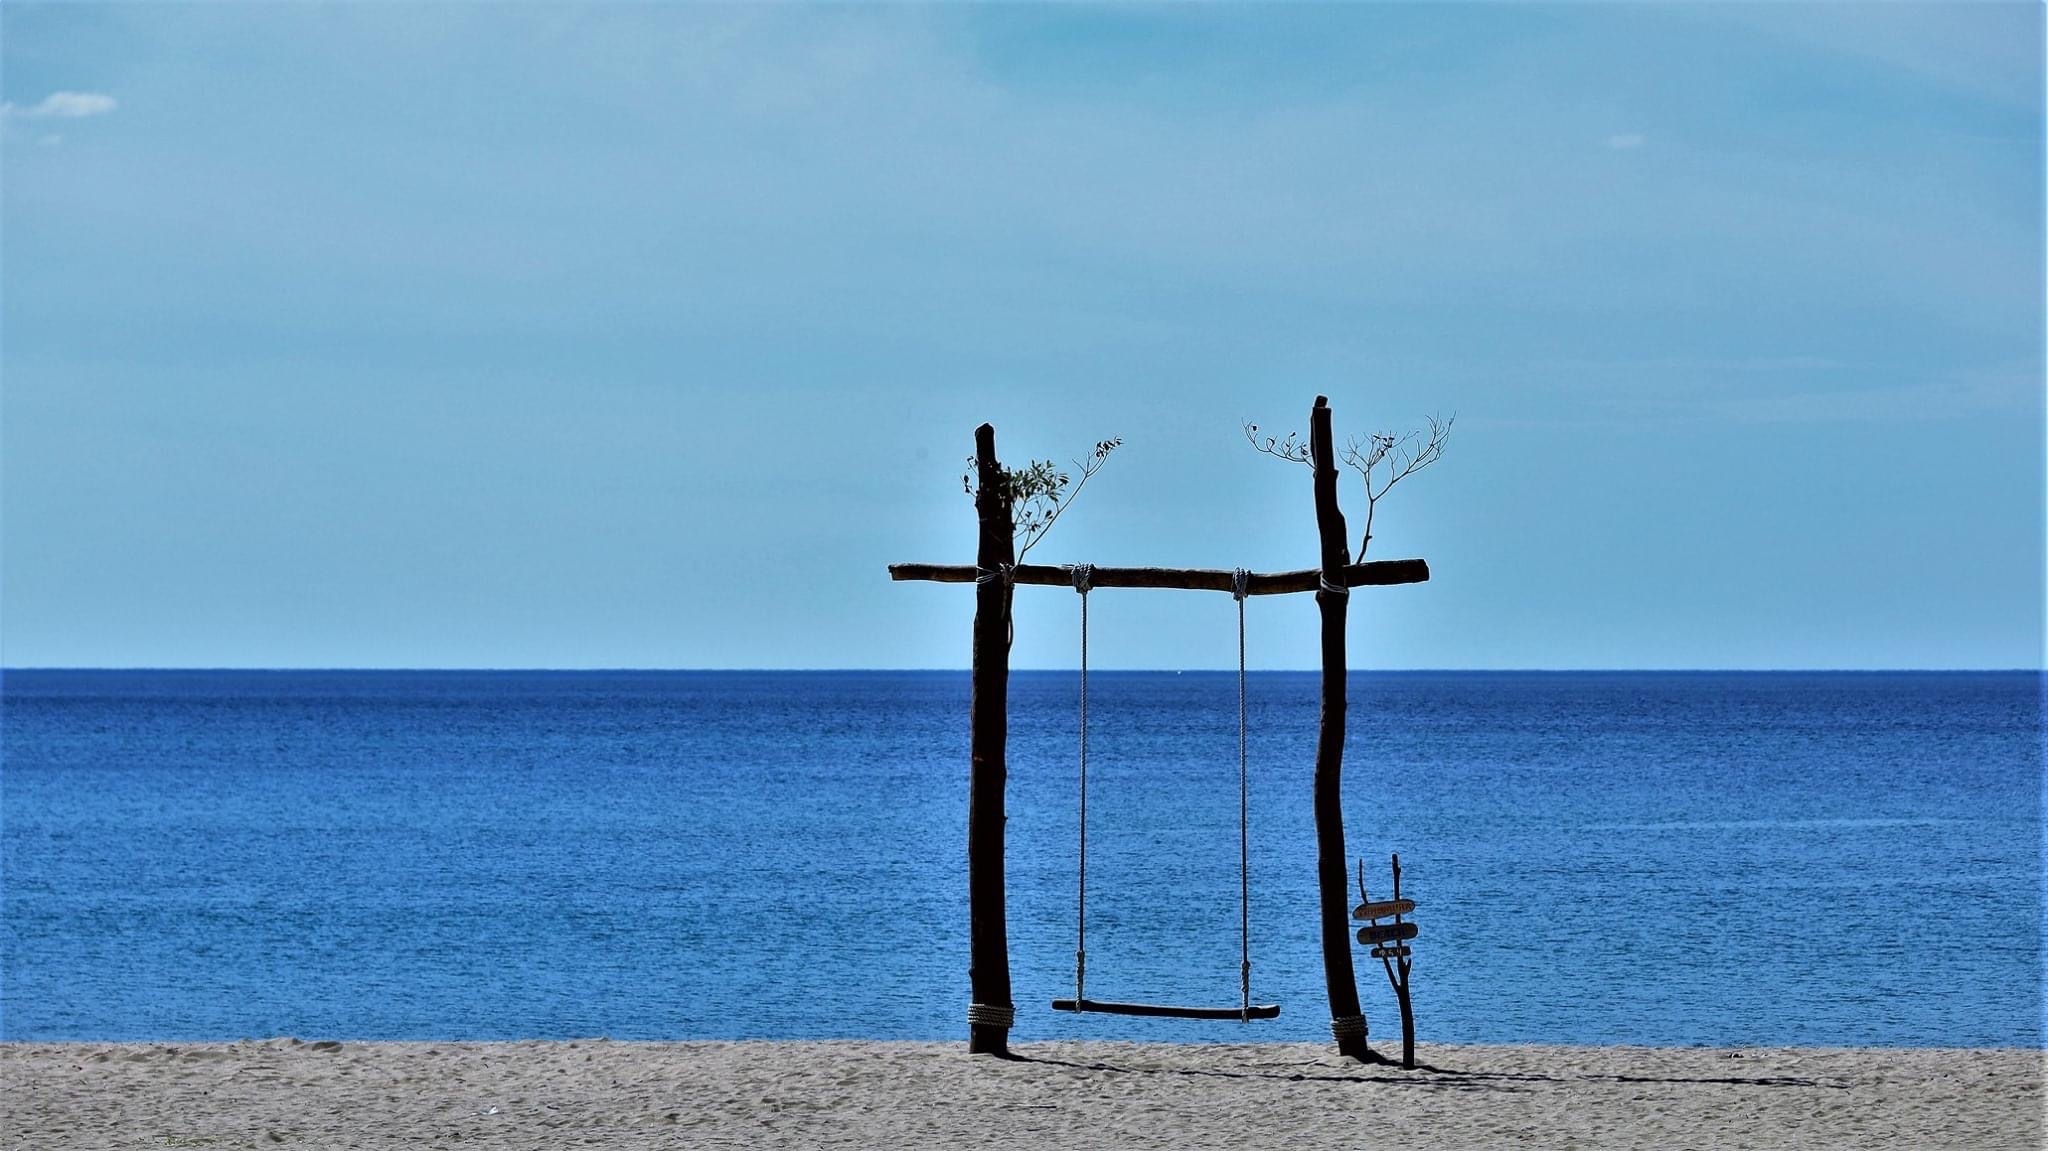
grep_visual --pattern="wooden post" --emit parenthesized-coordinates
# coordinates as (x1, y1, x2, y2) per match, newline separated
(1310, 395, 1371, 1061)
(966, 423, 1016, 1056)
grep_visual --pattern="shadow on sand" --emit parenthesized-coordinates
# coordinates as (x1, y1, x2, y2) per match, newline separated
(1002, 1051, 1844, 1093)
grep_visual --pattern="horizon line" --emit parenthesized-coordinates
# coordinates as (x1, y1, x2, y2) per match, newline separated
(3, 666, 2041, 675)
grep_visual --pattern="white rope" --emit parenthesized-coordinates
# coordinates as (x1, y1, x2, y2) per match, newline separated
(1319, 570, 1350, 597)
(1329, 1014, 1367, 1040)
(1063, 565, 1262, 1025)
(1233, 569, 1251, 1022)
(1072, 564, 1092, 1007)
(979, 564, 1016, 646)
(967, 1002, 1016, 1029)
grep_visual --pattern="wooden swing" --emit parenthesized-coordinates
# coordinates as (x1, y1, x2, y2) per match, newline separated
(888, 397, 1432, 1058)
(1050, 565, 1281, 1023)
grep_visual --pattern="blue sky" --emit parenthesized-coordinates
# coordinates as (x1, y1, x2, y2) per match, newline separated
(3, 3, 2041, 670)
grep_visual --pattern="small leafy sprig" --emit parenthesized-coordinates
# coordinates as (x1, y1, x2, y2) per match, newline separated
(963, 437, 1122, 559)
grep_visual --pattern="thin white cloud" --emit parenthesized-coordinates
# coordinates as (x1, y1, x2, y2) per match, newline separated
(1605, 133, 1645, 150)
(2, 91, 119, 120)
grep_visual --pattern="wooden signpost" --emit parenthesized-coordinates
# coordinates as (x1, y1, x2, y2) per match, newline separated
(1356, 853, 1420, 1069)
(888, 397, 1431, 1062)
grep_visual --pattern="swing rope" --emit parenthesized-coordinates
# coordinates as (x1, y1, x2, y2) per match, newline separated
(1072, 563, 1092, 1008)
(1067, 563, 1260, 1022)
(1233, 567, 1251, 1024)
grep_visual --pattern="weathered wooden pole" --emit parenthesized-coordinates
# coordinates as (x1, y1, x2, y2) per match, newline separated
(1310, 395, 1371, 1061)
(966, 422, 1016, 1056)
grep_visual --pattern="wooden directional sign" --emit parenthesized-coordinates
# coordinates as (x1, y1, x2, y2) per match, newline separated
(1356, 921, 1419, 947)
(1353, 899, 1415, 921)
(1370, 945, 1411, 959)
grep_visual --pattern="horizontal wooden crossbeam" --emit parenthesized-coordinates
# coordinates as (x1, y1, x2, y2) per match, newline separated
(887, 559, 1427, 595)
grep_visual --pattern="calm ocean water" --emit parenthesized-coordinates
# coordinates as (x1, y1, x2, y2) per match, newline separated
(2, 670, 2039, 1047)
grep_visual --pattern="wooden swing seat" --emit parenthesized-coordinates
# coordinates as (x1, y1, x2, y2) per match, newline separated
(1051, 998, 1281, 1021)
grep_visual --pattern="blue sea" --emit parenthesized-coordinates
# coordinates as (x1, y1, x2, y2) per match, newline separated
(2, 670, 2039, 1048)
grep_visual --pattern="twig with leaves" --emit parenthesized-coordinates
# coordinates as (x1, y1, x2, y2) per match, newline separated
(963, 437, 1122, 559)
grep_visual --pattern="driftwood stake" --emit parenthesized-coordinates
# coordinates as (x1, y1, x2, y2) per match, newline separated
(967, 423, 1015, 1056)
(1311, 395, 1371, 1061)
(1390, 853, 1416, 1070)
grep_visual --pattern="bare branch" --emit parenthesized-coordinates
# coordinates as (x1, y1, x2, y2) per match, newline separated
(1243, 422, 1313, 467)
(1376, 415, 1451, 501)
(1344, 413, 1453, 556)
(1338, 432, 1397, 484)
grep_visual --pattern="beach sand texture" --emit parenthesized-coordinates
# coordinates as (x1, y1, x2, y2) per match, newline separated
(4, 1040, 2039, 1149)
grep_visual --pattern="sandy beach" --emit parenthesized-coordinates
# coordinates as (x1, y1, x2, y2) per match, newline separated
(3, 1039, 2037, 1149)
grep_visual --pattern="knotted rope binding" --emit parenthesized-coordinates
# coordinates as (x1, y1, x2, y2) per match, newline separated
(1329, 1014, 1367, 1040)
(967, 1002, 1016, 1029)
(978, 564, 1017, 644)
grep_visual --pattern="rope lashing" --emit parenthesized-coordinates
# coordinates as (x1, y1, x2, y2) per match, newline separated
(1329, 1014, 1368, 1040)
(978, 564, 1017, 645)
(1072, 563, 1092, 1007)
(1318, 570, 1350, 597)
(966, 1002, 1016, 1029)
